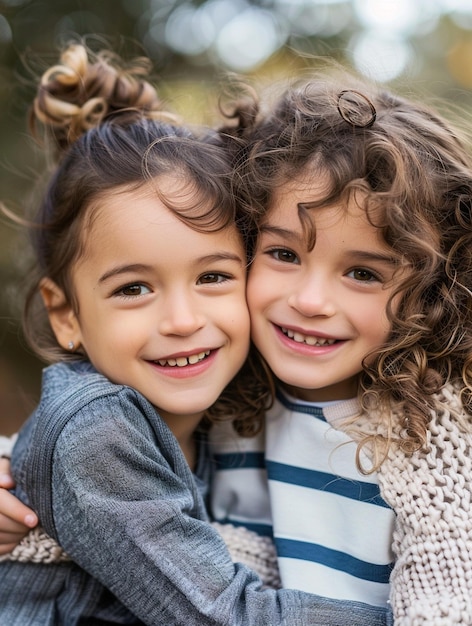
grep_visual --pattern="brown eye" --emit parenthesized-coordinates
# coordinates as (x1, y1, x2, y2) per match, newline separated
(198, 273, 230, 285)
(350, 269, 377, 282)
(270, 249, 299, 264)
(118, 284, 151, 297)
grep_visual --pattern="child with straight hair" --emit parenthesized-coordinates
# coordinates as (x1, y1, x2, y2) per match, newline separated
(209, 74, 472, 624)
(0, 44, 391, 625)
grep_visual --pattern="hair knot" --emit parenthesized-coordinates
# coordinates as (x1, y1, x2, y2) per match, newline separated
(337, 89, 376, 128)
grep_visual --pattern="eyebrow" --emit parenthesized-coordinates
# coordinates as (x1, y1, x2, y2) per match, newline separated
(260, 225, 398, 265)
(99, 264, 153, 284)
(259, 224, 304, 243)
(343, 251, 399, 266)
(98, 253, 244, 284)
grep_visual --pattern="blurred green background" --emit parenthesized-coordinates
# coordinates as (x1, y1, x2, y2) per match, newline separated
(2, 0, 472, 435)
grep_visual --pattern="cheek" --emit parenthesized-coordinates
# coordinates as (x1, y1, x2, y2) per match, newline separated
(246, 268, 269, 314)
(81, 314, 138, 354)
(361, 298, 392, 344)
(212, 287, 250, 342)
(231, 299, 251, 341)
(246, 287, 257, 316)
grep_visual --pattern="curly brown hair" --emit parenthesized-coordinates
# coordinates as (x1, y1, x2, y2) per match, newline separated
(13, 41, 272, 434)
(221, 70, 472, 463)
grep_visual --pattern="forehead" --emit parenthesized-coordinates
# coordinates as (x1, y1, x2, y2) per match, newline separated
(81, 181, 242, 257)
(264, 171, 391, 250)
(267, 171, 361, 224)
(270, 169, 329, 207)
(87, 174, 235, 229)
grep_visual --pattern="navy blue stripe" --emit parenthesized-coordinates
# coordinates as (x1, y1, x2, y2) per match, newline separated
(276, 537, 393, 583)
(214, 518, 274, 538)
(276, 389, 326, 420)
(213, 451, 266, 470)
(266, 460, 389, 508)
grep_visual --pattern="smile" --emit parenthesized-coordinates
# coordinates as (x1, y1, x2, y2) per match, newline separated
(281, 327, 337, 347)
(155, 350, 211, 368)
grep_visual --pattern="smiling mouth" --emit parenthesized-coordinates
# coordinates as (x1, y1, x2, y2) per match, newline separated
(154, 350, 211, 368)
(281, 327, 337, 347)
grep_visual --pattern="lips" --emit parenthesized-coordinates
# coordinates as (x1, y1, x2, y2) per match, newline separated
(154, 350, 211, 368)
(281, 327, 337, 346)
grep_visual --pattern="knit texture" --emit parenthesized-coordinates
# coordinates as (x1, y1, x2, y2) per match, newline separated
(378, 384, 472, 625)
(0, 527, 70, 564)
(212, 522, 281, 589)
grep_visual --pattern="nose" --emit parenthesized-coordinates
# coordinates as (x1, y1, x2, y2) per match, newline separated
(287, 272, 336, 318)
(158, 290, 206, 336)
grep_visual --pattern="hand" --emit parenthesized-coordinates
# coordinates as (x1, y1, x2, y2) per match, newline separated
(0, 457, 38, 555)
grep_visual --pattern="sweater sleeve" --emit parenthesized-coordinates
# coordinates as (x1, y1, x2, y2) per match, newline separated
(378, 385, 472, 625)
(47, 390, 391, 626)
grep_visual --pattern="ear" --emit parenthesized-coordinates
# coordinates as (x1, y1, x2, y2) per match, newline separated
(40, 278, 82, 351)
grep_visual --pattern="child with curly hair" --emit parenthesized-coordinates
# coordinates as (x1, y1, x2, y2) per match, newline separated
(209, 76, 472, 625)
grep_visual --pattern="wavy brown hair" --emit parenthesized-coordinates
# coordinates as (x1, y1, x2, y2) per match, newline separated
(11, 41, 272, 434)
(221, 70, 472, 463)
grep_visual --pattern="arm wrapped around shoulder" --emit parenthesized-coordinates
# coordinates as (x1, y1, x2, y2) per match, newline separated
(212, 522, 281, 589)
(379, 384, 472, 625)
(1, 519, 281, 592)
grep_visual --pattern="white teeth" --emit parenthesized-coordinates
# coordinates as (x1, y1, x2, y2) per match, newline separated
(157, 350, 210, 367)
(282, 327, 336, 347)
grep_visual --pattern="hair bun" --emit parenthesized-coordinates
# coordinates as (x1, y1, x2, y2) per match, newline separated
(30, 42, 174, 154)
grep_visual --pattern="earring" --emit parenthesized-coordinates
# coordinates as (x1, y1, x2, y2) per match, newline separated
(67, 341, 75, 351)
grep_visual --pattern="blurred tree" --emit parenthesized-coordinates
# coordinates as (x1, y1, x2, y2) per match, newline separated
(1, 0, 472, 433)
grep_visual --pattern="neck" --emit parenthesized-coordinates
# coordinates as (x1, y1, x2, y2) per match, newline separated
(280, 378, 359, 403)
(158, 409, 204, 471)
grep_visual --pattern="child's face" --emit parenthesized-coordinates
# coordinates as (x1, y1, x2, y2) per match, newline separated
(247, 175, 402, 402)
(65, 180, 250, 428)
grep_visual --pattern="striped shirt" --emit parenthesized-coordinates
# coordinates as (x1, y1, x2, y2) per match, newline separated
(210, 390, 395, 607)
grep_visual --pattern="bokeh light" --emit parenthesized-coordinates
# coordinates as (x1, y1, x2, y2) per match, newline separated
(349, 31, 413, 82)
(0, 15, 12, 43)
(165, 4, 215, 55)
(215, 6, 284, 71)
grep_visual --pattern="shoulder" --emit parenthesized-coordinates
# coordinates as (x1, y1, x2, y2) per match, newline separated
(36, 360, 158, 426)
(433, 381, 465, 414)
(13, 360, 167, 489)
(40, 360, 134, 404)
(380, 382, 472, 483)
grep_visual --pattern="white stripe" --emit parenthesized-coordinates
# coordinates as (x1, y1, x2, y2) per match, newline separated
(267, 401, 375, 481)
(269, 481, 394, 564)
(279, 557, 390, 606)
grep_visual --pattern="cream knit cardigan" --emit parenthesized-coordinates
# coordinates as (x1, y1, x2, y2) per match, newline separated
(379, 384, 472, 625)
